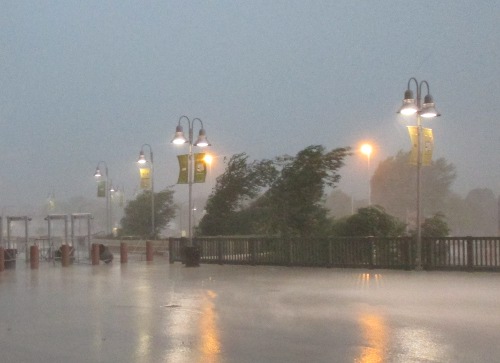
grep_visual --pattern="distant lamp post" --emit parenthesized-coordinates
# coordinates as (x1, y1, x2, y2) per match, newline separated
(172, 116, 210, 248)
(398, 77, 440, 270)
(137, 144, 155, 238)
(109, 180, 115, 233)
(94, 161, 110, 235)
(360, 143, 373, 206)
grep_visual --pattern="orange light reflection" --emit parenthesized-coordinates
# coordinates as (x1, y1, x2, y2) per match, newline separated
(357, 313, 387, 363)
(197, 290, 221, 363)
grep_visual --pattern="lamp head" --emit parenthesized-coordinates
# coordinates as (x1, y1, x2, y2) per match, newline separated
(194, 128, 210, 147)
(172, 125, 188, 144)
(420, 94, 440, 118)
(398, 89, 418, 115)
(94, 167, 102, 178)
(137, 150, 147, 164)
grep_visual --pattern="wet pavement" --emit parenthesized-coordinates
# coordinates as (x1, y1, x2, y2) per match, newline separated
(1, 259, 500, 362)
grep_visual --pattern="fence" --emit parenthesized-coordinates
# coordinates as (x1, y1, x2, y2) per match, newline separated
(169, 236, 500, 272)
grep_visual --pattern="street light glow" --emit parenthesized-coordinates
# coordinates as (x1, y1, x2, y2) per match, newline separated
(204, 154, 213, 164)
(360, 143, 373, 206)
(360, 144, 373, 157)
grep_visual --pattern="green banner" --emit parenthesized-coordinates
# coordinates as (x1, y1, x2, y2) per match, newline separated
(97, 180, 106, 197)
(194, 153, 207, 183)
(177, 154, 188, 184)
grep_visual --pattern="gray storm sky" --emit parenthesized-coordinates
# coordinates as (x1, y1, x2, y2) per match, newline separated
(1, 1, 499, 212)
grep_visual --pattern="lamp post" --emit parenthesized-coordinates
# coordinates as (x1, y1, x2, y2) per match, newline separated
(109, 180, 115, 234)
(171, 116, 210, 247)
(138, 144, 155, 238)
(94, 161, 110, 235)
(360, 143, 373, 206)
(398, 77, 440, 270)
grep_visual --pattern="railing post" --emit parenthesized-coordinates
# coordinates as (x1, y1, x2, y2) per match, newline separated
(0, 247, 4, 272)
(120, 242, 128, 264)
(404, 237, 412, 270)
(250, 239, 256, 266)
(217, 239, 224, 265)
(466, 236, 474, 271)
(369, 236, 375, 269)
(30, 245, 39, 269)
(91, 243, 100, 265)
(168, 237, 174, 263)
(61, 244, 70, 267)
(328, 239, 333, 268)
(146, 241, 153, 262)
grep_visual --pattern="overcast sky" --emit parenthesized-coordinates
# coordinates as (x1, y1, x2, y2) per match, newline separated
(1, 1, 499, 214)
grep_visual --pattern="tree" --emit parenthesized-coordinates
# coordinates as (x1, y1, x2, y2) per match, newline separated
(198, 153, 277, 236)
(371, 151, 456, 224)
(120, 189, 176, 238)
(257, 145, 351, 237)
(199, 146, 350, 237)
(419, 212, 450, 237)
(332, 206, 406, 237)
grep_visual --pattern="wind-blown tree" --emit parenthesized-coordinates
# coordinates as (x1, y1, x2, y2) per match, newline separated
(371, 151, 456, 223)
(198, 153, 277, 236)
(199, 146, 350, 237)
(120, 189, 176, 238)
(256, 145, 351, 237)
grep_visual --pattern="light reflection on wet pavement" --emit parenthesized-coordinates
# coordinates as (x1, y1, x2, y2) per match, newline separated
(1, 260, 499, 362)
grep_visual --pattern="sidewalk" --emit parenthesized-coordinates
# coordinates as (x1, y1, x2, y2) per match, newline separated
(1, 259, 499, 362)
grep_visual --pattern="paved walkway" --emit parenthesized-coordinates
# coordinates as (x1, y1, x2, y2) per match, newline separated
(1, 259, 499, 362)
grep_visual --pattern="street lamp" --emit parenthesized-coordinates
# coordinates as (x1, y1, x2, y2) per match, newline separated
(94, 161, 110, 235)
(360, 143, 373, 206)
(398, 77, 440, 270)
(137, 144, 155, 238)
(171, 116, 210, 247)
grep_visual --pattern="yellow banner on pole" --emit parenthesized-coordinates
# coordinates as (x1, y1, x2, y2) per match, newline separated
(422, 128, 434, 166)
(407, 126, 434, 166)
(194, 153, 207, 183)
(177, 154, 188, 184)
(139, 167, 151, 190)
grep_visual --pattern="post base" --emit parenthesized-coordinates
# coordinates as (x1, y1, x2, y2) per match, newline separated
(183, 246, 200, 267)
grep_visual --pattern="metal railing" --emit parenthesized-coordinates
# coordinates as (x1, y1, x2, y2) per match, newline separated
(169, 236, 500, 272)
